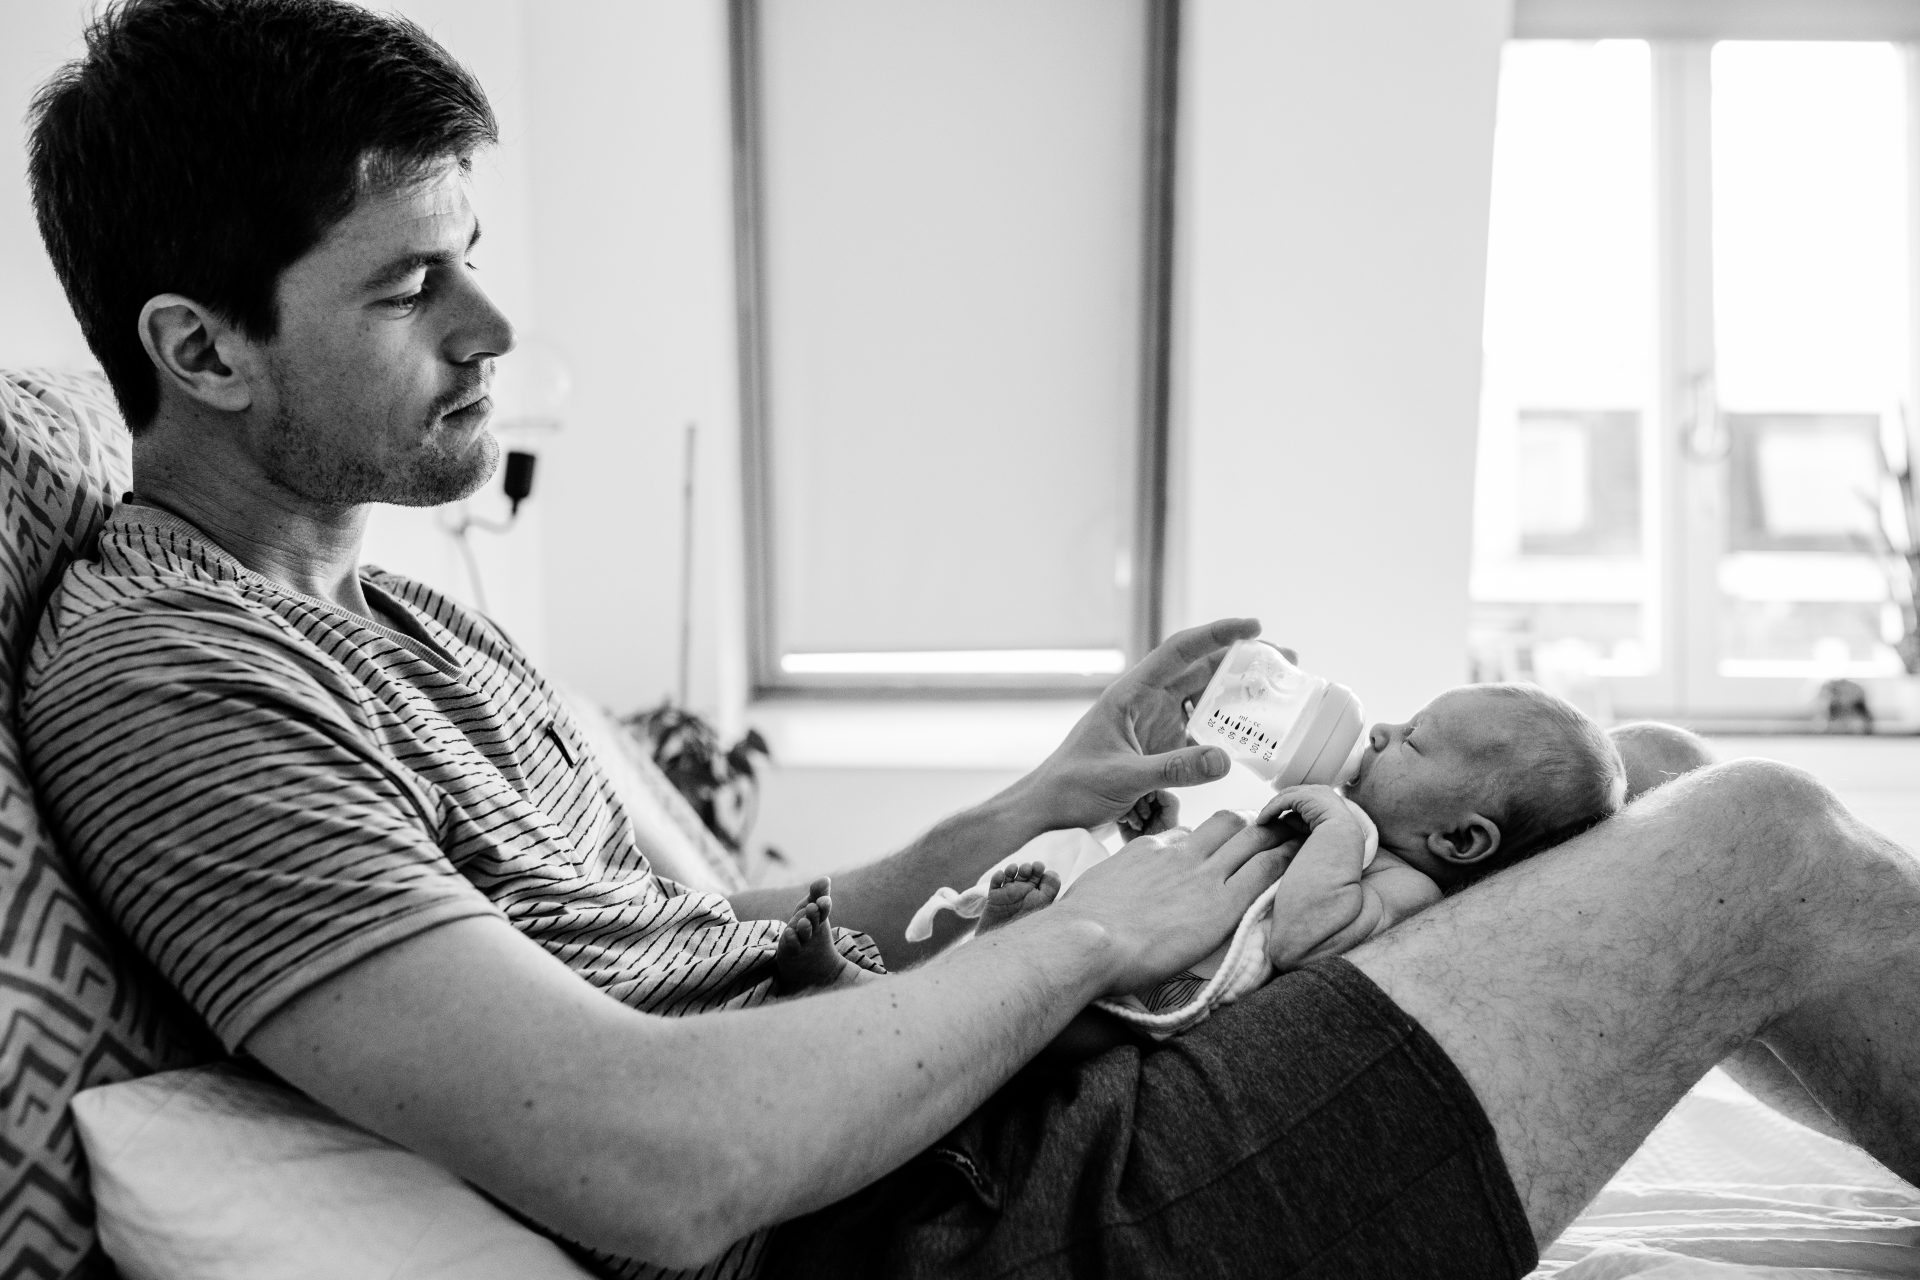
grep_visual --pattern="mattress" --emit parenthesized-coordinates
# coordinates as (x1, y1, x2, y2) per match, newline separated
(1530, 1068, 1920, 1278)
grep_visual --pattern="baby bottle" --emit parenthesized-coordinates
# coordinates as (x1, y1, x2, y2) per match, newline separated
(1186, 640, 1367, 791)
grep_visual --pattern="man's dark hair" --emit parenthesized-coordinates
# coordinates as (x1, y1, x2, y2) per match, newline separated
(27, 0, 497, 430)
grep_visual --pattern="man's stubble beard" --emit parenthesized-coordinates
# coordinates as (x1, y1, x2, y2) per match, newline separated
(262, 395, 501, 510)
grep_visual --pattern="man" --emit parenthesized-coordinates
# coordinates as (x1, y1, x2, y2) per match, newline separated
(22, 3, 1920, 1278)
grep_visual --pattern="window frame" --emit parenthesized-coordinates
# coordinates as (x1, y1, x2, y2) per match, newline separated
(728, 0, 1179, 699)
(1475, 24, 1920, 727)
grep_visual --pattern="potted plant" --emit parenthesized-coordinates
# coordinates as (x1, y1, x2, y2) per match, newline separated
(617, 419, 784, 870)
(1859, 416, 1920, 730)
(619, 703, 782, 874)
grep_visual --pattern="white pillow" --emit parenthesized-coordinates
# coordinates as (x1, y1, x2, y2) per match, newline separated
(71, 1064, 596, 1280)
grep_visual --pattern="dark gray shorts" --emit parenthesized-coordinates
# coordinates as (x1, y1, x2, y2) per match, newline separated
(767, 957, 1535, 1279)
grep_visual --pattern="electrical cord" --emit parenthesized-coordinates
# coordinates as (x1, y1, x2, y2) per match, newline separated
(440, 449, 538, 615)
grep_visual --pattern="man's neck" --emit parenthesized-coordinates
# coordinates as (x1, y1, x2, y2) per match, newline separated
(131, 437, 378, 623)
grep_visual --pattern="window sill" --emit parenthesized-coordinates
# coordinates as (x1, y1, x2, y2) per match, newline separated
(746, 697, 1094, 770)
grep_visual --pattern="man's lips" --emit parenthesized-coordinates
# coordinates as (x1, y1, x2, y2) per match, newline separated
(442, 394, 492, 422)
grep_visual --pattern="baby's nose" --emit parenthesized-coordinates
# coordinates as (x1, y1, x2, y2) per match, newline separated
(1368, 723, 1389, 751)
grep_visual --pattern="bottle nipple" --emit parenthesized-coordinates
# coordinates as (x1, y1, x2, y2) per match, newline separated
(1336, 736, 1367, 789)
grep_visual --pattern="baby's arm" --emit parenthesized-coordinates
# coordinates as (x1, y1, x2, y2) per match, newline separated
(1259, 786, 1441, 971)
(1349, 849, 1442, 933)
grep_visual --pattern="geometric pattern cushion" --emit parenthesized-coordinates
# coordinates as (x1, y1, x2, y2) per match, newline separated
(0, 369, 218, 1280)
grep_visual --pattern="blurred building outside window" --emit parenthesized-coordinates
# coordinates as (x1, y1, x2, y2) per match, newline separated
(1470, 38, 1916, 727)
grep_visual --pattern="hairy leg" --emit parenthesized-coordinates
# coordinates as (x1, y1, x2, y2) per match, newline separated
(1609, 723, 1870, 1146)
(975, 862, 1061, 935)
(1349, 758, 1920, 1245)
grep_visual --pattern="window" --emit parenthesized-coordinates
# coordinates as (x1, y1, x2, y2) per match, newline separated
(731, 0, 1176, 696)
(1471, 18, 1920, 722)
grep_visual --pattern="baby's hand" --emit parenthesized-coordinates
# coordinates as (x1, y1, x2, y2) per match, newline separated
(1260, 785, 1378, 972)
(1259, 785, 1364, 842)
(1118, 788, 1180, 838)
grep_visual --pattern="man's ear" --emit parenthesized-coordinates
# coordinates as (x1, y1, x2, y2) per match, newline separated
(137, 294, 257, 414)
(1425, 814, 1500, 867)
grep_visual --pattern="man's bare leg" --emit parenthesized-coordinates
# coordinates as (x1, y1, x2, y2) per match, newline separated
(1607, 722, 1859, 1144)
(1348, 758, 1920, 1245)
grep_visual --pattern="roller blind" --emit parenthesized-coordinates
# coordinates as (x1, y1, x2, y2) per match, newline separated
(735, 0, 1167, 691)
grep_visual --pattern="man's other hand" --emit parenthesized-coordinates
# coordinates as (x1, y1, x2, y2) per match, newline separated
(1052, 809, 1290, 994)
(1017, 617, 1262, 831)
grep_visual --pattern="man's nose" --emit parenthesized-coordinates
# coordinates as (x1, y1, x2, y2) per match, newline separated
(449, 273, 517, 363)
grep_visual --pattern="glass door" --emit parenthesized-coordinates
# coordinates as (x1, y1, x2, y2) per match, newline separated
(1471, 39, 1668, 716)
(1684, 40, 1911, 716)
(1472, 38, 1916, 724)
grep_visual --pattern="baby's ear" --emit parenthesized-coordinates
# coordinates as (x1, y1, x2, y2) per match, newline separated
(1426, 814, 1500, 867)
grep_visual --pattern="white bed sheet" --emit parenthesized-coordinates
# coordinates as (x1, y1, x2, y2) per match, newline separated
(1530, 1069, 1920, 1279)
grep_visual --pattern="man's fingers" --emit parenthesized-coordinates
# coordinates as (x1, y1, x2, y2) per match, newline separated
(1148, 744, 1232, 788)
(1185, 808, 1255, 849)
(1166, 653, 1230, 707)
(1182, 809, 1289, 880)
(1122, 617, 1261, 689)
(1227, 843, 1292, 896)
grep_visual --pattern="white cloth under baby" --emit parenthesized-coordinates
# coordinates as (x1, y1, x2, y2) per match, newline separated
(903, 801, 1380, 1038)
(903, 826, 1118, 943)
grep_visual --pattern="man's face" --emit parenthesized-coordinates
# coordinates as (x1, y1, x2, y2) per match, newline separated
(1344, 687, 1523, 859)
(247, 159, 514, 508)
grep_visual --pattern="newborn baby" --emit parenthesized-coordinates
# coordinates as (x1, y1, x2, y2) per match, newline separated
(774, 682, 1627, 1027)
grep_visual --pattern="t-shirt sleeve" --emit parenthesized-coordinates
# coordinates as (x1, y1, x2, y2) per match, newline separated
(23, 591, 504, 1051)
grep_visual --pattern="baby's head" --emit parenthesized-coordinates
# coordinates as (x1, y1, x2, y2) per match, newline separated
(1343, 683, 1625, 890)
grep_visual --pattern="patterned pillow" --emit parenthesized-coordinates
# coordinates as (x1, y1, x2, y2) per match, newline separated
(0, 369, 218, 1279)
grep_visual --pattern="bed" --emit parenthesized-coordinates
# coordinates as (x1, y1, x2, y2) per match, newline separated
(1530, 1069, 1920, 1278)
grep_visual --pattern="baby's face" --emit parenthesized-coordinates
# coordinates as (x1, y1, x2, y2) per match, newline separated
(1343, 687, 1528, 867)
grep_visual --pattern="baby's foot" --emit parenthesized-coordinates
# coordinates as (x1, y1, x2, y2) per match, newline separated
(774, 877, 873, 995)
(975, 861, 1060, 934)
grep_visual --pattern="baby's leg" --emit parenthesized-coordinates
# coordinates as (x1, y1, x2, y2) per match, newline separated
(975, 861, 1061, 934)
(774, 877, 880, 995)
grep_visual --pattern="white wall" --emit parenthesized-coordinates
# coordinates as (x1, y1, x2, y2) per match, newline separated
(1175, 0, 1512, 725)
(2, 0, 94, 370)
(522, 2, 748, 724)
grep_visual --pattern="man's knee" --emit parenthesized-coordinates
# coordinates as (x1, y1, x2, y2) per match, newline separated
(1650, 756, 1852, 873)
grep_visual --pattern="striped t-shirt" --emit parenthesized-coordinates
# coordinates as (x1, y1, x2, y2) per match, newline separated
(21, 504, 880, 1280)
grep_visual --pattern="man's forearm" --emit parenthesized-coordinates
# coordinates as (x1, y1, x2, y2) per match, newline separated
(246, 907, 1122, 1269)
(733, 776, 1058, 967)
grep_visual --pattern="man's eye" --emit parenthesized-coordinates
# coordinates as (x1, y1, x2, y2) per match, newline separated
(384, 286, 428, 311)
